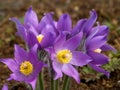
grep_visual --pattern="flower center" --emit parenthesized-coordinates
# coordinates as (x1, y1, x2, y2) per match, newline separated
(94, 48, 102, 53)
(20, 61, 33, 76)
(57, 49, 72, 64)
(37, 34, 44, 43)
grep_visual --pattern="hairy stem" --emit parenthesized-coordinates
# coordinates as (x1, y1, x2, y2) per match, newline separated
(39, 72, 44, 90)
(62, 76, 70, 90)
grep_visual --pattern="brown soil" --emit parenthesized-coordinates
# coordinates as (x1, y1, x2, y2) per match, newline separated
(0, 0, 120, 90)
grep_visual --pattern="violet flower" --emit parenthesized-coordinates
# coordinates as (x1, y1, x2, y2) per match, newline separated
(10, 7, 57, 49)
(85, 23, 116, 78)
(84, 11, 115, 77)
(47, 32, 91, 83)
(0, 45, 45, 90)
(69, 9, 116, 77)
(85, 34, 110, 77)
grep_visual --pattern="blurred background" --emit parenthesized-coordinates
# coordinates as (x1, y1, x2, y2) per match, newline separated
(0, 0, 120, 90)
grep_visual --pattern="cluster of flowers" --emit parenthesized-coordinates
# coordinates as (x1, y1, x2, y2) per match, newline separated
(1, 7, 115, 90)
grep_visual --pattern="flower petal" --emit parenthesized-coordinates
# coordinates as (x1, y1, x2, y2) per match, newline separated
(2, 84, 8, 90)
(41, 13, 57, 34)
(41, 12, 54, 24)
(40, 31, 56, 48)
(54, 33, 66, 51)
(28, 25, 38, 36)
(71, 19, 87, 36)
(88, 51, 109, 65)
(28, 44, 38, 62)
(37, 21, 46, 33)
(0, 58, 17, 72)
(86, 36, 106, 50)
(14, 45, 28, 64)
(62, 64, 80, 83)
(57, 14, 72, 32)
(82, 10, 97, 33)
(41, 24, 56, 37)
(24, 7, 38, 28)
(70, 51, 91, 66)
(63, 32, 83, 51)
(89, 63, 110, 78)
(36, 61, 46, 72)
(27, 31, 38, 48)
(52, 61, 63, 80)
(91, 25, 109, 37)
(9, 73, 25, 81)
(10, 18, 27, 42)
(29, 77, 37, 90)
(101, 44, 116, 53)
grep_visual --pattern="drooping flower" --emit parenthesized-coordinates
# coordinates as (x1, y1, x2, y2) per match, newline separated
(69, 9, 116, 77)
(0, 44, 45, 90)
(10, 7, 57, 49)
(84, 24, 116, 77)
(47, 32, 91, 83)
(85, 34, 110, 77)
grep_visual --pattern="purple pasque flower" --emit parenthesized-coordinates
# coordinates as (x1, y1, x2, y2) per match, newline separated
(79, 9, 116, 52)
(0, 44, 45, 90)
(10, 7, 57, 49)
(83, 11, 116, 77)
(69, 9, 116, 78)
(86, 22, 116, 52)
(85, 34, 110, 77)
(47, 32, 91, 83)
(85, 28, 116, 78)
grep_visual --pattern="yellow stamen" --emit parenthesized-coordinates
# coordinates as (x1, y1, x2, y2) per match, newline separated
(57, 49, 72, 64)
(37, 34, 44, 43)
(94, 48, 102, 53)
(20, 61, 33, 76)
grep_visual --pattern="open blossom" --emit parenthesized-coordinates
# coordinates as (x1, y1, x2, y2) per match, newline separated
(85, 26, 116, 77)
(83, 10, 115, 52)
(0, 45, 45, 90)
(68, 9, 116, 77)
(11, 7, 57, 49)
(85, 33, 110, 77)
(78, 10, 116, 77)
(71, 10, 111, 49)
(47, 32, 91, 83)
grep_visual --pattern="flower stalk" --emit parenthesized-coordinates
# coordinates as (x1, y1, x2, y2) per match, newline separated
(62, 76, 70, 90)
(39, 72, 44, 90)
